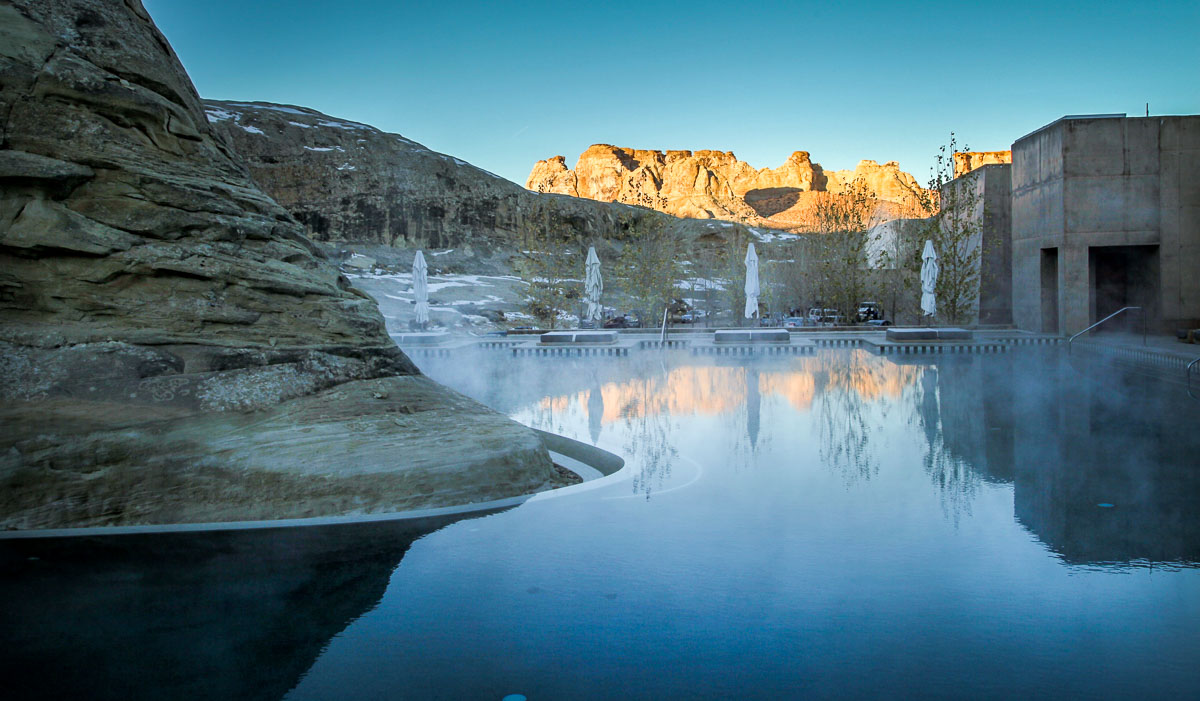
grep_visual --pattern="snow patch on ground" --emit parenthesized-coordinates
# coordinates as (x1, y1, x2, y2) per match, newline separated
(753, 229, 801, 243)
(318, 119, 372, 132)
(225, 103, 311, 116)
(676, 276, 728, 291)
(204, 108, 235, 123)
(288, 121, 314, 128)
(304, 146, 345, 152)
(239, 124, 265, 135)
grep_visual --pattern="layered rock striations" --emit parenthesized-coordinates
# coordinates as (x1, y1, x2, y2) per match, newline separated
(527, 146, 928, 230)
(0, 0, 558, 528)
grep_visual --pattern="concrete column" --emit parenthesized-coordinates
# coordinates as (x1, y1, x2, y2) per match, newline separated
(1060, 243, 1090, 335)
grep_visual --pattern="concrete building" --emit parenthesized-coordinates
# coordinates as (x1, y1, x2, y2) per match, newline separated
(1010, 115, 1200, 335)
(940, 163, 1013, 325)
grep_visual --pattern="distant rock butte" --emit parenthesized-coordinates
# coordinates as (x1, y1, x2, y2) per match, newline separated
(527, 145, 928, 230)
(953, 151, 1012, 178)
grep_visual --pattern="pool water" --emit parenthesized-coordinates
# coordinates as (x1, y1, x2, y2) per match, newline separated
(3, 349, 1198, 699)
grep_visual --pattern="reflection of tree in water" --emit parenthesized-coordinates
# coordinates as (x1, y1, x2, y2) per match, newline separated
(912, 361, 983, 525)
(816, 351, 882, 485)
(624, 371, 679, 500)
(746, 366, 761, 452)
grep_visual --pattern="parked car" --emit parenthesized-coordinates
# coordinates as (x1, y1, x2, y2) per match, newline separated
(809, 308, 840, 325)
(866, 319, 893, 326)
(603, 316, 631, 329)
(784, 316, 806, 328)
(856, 302, 882, 323)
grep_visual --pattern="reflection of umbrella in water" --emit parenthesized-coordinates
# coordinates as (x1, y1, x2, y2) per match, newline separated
(587, 383, 604, 445)
(584, 246, 603, 323)
(918, 366, 940, 449)
(412, 250, 430, 326)
(920, 239, 938, 318)
(746, 366, 760, 450)
(744, 243, 760, 319)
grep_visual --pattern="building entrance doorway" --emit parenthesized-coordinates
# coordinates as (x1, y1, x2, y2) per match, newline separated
(1089, 245, 1159, 332)
(1041, 248, 1058, 334)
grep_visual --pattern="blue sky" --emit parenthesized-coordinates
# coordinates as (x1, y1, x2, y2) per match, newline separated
(145, 0, 1198, 186)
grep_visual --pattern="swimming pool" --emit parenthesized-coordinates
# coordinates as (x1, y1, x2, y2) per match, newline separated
(3, 349, 1198, 699)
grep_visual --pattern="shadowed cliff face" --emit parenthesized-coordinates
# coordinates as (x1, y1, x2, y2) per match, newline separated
(0, 513, 493, 701)
(203, 100, 784, 262)
(527, 145, 928, 230)
(0, 0, 558, 528)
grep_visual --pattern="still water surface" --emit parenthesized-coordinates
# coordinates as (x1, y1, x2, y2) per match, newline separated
(3, 350, 1199, 699)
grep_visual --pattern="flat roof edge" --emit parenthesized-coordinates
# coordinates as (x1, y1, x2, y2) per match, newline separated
(1014, 114, 1127, 145)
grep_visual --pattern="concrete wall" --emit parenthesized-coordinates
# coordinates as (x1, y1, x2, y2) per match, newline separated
(939, 164, 1013, 325)
(976, 165, 1013, 324)
(1011, 115, 1200, 334)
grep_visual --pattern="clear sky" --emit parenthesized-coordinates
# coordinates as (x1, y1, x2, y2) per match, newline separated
(144, 0, 1198, 186)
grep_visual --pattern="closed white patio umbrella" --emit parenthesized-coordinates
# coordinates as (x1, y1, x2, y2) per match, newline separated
(920, 239, 938, 318)
(744, 243, 760, 319)
(585, 246, 603, 323)
(412, 249, 430, 326)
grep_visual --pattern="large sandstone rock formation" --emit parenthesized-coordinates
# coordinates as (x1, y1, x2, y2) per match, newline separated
(953, 151, 1012, 178)
(527, 145, 927, 230)
(0, 0, 559, 528)
(206, 100, 778, 267)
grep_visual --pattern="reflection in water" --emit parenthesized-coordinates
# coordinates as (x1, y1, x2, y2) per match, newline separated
(904, 351, 1200, 565)
(505, 350, 1200, 568)
(912, 362, 983, 524)
(746, 366, 761, 450)
(623, 373, 679, 499)
(586, 383, 604, 445)
(1009, 353, 1200, 567)
(0, 513, 492, 701)
(524, 352, 926, 491)
(9, 350, 1198, 700)
(534, 351, 921, 427)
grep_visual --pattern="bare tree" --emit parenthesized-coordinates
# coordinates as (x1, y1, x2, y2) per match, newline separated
(912, 133, 985, 325)
(515, 213, 580, 328)
(616, 216, 683, 325)
(810, 179, 876, 322)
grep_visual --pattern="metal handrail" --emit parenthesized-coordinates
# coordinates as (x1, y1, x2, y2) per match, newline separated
(1188, 355, 1200, 400)
(1067, 306, 1146, 353)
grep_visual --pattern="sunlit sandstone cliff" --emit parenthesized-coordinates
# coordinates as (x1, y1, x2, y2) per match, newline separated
(953, 151, 1012, 178)
(0, 0, 558, 528)
(527, 145, 928, 230)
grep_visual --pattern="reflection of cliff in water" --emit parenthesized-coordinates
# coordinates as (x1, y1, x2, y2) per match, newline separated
(907, 352, 1200, 567)
(0, 514, 482, 701)
(528, 350, 921, 426)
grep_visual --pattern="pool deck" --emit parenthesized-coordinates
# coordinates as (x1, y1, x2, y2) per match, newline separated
(396, 327, 1071, 358)
(395, 327, 1200, 387)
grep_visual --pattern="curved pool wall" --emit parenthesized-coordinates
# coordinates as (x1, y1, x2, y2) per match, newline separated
(3, 346, 1198, 699)
(0, 430, 623, 540)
